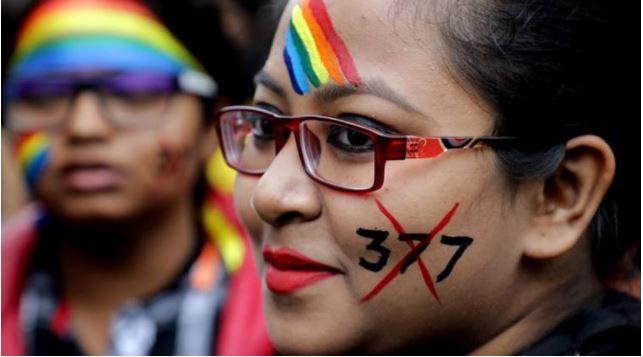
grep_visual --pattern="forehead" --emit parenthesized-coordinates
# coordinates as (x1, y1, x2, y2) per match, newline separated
(270, 0, 435, 72)
(263, 0, 493, 134)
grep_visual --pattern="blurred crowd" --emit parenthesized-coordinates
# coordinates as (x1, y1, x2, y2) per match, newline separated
(1, 0, 282, 354)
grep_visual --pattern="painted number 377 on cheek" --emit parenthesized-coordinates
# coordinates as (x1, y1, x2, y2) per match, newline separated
(356, 199, 473, 303)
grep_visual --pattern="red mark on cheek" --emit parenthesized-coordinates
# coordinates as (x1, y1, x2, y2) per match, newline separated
(157, 142, 187, 176)
(375, 199, 439, 303)
(360, 201, 460, 303)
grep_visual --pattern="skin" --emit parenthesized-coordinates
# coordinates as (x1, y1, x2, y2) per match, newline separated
(2, 129, 29, 217)
(234, 0, 615, 354)
(36, 91, 211, 223)
(21, 87, 217, 354)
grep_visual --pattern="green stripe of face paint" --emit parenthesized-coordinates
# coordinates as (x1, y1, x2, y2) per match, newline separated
(289, 21, 320, 87)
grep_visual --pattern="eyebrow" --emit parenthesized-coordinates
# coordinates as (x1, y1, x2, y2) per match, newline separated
(254, 71, 286, 98)
(254, 71, 424, 115)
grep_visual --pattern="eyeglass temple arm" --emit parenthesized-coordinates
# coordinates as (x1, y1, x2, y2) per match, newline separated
(383, 136, 513, 161)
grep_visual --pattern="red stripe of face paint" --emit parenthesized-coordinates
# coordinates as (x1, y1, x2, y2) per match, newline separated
(308, 0, 362, 87)
(375, 199, 405, 235)
(14, 132, 39, 154)
(361, 203, 459, 303)
(300, 0, 345, 85)
(375, 199, 440, 302)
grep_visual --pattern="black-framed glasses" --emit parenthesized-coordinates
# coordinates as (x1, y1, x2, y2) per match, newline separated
(5, 71, 217, 133)
(214, 106, 516, 192)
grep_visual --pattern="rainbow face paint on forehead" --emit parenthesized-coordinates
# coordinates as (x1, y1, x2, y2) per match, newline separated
(15, 132, 52, 190)
(283, 0, 362, 95)
(8, 0, 213, 93)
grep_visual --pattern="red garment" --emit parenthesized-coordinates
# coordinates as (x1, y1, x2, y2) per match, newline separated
(1, 205, 274, 355)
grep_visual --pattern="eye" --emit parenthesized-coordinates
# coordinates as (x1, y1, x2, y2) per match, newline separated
(18, 93, 66, 108)
(247, 102, 282, 141)
(250, 115, 275, 140)
(107, 89, 168, 106)
(13, 82, 70, 108)
(327, 124, 374, 153)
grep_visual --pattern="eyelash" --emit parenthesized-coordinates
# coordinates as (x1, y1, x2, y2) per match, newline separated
(338, 113, 395, 135)
(254, 102, 283, 115)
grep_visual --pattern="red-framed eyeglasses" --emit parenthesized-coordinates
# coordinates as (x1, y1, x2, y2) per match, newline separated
(214, 105, 516, 192)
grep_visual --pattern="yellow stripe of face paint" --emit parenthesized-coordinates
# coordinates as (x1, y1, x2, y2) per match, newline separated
(18, 135, 48, 168)
(292, 5, 329, 84)
(13, 8, 202, 71)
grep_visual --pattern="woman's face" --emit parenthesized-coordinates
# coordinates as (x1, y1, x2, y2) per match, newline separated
(235, 0, 532, 354)
(27, 85, 212, 223)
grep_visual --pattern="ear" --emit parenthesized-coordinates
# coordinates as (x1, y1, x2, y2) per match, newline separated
(522, 135, 616, 259)
(197, 119, 219, 163)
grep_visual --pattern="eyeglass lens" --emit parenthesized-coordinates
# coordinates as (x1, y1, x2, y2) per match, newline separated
(6, 73, 176, 132)
(219, 110, 377, 190)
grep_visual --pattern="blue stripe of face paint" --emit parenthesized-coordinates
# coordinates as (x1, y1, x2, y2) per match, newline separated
(283, 48, 303, 95)
(25, 148, 50, 190)
(288, 22, 320, 88)
(285, 30, 310, 94)
(10, 35, 186, 79)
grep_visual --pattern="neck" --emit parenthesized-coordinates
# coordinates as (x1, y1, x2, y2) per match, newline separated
(57, 198, 199, 306)
(470, 248, 604, 355)
(471, 286, 602, 355)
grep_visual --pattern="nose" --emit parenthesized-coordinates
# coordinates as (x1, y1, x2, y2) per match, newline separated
(65, 91, 113, 143)
(251, 135, 322, 227)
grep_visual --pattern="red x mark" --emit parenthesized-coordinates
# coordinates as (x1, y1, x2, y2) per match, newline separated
(360, 200, 460, 303)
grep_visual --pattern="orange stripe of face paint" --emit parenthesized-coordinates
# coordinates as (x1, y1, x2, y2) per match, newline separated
(308, 0, 362, 86)
(300, 0, 345, 85)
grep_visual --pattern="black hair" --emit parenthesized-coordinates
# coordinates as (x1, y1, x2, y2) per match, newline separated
(432, 0, 640, 277)
(143, 0, 255, 105)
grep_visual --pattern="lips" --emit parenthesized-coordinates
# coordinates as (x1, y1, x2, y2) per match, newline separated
(263, 246, 341, 294)
(61, 163, 123, 192)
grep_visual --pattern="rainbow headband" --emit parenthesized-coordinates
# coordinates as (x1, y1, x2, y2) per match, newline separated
(9, 0, 207, 81)
(283, 0, 362, 95)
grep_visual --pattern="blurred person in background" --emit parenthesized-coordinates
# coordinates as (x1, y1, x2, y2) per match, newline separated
(1, 0, 273, 354)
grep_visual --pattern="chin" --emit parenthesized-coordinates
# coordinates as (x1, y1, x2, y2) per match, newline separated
(45, 195, 142, 225)
(271, 330, 381, 356)
(264, 291, 374, 355)
(270, 328, 363, 356)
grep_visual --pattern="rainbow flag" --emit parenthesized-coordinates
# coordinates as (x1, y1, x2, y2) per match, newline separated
(203, 150, 245, 274)
(283, 0, 362, 95)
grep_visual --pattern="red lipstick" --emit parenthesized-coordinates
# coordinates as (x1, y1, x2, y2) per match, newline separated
(263, 246, 341, 294)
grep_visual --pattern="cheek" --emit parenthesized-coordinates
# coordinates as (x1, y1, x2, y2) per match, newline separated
(155, 140, 192, 177)
(146, 131, 204, 192)
(151, 102, 204, 185)
(323, 155, 515, 301)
